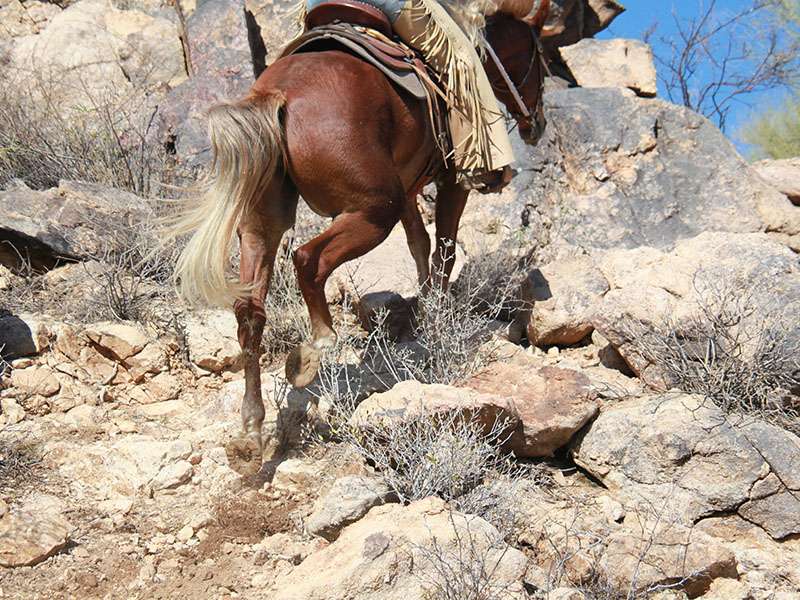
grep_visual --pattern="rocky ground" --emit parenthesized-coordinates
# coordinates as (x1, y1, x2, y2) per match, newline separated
(2, 0, 800, 599)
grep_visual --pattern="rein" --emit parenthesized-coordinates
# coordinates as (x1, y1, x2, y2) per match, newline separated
(486, 26, 549, 121)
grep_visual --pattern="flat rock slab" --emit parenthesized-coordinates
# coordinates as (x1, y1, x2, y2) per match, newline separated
(306, 475, 395, 541)
(0, 507, 73, 567)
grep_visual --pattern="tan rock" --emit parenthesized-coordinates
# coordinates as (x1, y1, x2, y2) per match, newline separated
(268, 498, 528, 600)
(600, 521, 737, 597)
(464, 358, 599, 457)
(272, 458, 324, 494)
(184, 310, 240, 373)
(701, 578, 752, 600)
(350, 380, 520, 439)
(560, 38, 657, 97)
(753, 158, 800, 205)
(1, 398, 26, 424)
(0, 505, 73, 567)
(8, 0, 185, 112)
(516, 255, 609, 347)
(84, 322, 149, 361)
(9, 366, 60, 397)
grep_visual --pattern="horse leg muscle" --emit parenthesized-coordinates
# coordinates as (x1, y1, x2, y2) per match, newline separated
(286, 204, 400, 387)
(234, 181, 297, 455)
(432, 172, 470, 289)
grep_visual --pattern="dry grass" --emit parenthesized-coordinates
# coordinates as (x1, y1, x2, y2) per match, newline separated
(0, 68, 173, 196)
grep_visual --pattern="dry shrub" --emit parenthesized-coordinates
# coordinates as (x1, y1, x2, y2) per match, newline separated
(625, 275, 800, 432)
(409, 510, 524, 600)
(0, 67, 173, 196)
(0, 435, 43, 495)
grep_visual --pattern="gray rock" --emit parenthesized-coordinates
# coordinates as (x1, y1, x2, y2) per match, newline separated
(151, 460, 193, 490)
(306, 475, 394, 541)
(464, 88, 799, 255)
(573, 394, 800, 540)
(572, 394, 765, 522)
(0, 181, 151, 271)
(590, 232, 800, 388)
(156, 0, 256, 175)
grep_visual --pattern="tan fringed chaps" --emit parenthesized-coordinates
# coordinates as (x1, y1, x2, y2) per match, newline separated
(393, 0, 514, 174)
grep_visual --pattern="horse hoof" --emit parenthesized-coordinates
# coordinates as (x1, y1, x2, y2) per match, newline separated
(285, 343, 321, 388)
(225, 435, 263, 475)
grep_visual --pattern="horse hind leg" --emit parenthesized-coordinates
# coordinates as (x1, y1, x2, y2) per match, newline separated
(235, 179, 298, 456)
(286, 200, 402, 387)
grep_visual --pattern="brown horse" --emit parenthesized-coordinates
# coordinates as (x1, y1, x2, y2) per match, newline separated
(171, 6, 551, 453)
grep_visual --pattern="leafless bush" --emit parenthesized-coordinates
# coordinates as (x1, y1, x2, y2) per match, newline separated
(260, 243, 312, 362)
(0, 216, 182, 333)
(0, 435, 42, 493)
(644, 0, 800, 131)
(409, 510, 524, 600)
(0, 67, 172, 195)
(625, 275, 799, 431)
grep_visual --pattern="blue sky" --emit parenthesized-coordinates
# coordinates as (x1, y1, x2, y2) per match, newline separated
(597, 0, 792, 149)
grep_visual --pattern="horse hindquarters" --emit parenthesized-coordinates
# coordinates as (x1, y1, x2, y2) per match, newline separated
(172, 91, 297, 454)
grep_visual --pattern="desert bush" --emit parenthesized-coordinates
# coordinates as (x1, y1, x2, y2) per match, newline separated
(0, 435, 43, 493)
(625, 275, 799, 432)
(0, 68, 172, 195)
(409, 510, 524, 600)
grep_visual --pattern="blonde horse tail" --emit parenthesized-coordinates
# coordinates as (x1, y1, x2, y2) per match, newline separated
(169, 93, 287, 307)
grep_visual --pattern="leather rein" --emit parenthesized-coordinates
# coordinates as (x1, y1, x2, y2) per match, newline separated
(485, 27, 549, 121)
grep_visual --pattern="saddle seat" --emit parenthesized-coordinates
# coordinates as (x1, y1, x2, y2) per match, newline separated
(305, 0, 393, 37)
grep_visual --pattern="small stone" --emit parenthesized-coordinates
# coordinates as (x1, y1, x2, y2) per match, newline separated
(176, 526, 194, 542)
(547, 346, 560, 357)
(306, 476, 394, 541)
(1, 398, 26, 424)
(151, 461, 193, 491)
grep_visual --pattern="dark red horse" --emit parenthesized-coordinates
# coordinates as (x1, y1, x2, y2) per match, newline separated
(170, 3, 552, 453)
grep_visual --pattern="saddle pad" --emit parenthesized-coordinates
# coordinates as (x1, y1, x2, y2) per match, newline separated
(281, 25, 428, 100)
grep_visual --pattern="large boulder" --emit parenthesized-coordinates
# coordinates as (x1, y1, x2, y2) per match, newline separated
(6, 0, 185, 112)
(0, 313, 51, 358)
(753, 157, 800, 205)
(268, 497, 529, 599)
(464, 88, 799, 255)
(559, 38, 656, 97)
(156, 0, 258, 174)
(572, 393, 800, 540)
(591, 232, 799, 388)
(0, 181, 151, 271)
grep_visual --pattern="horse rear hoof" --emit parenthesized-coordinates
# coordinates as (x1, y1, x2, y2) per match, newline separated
(285, 343, 321, 388)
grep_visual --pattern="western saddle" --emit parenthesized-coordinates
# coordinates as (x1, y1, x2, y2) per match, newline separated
(305, 0, 394, 37)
